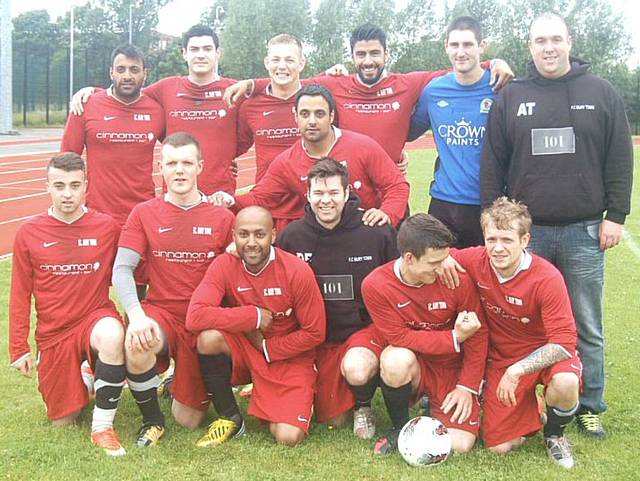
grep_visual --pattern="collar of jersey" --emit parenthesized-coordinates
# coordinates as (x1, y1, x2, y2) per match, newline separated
(393, 257, 425, 288)
(242, 246, 276, 277)
(493, 249, 533, 284)
(48, 205, 88, 224)
(266, 82, 302, 100)
(106, 85, 144, 105)
(163, 192, 208, 210)
(301, 127, 342, 159)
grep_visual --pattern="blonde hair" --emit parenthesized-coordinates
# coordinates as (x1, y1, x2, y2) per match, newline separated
(480, 197, 532, 237)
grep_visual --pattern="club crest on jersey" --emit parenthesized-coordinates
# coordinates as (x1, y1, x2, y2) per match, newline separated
(480, 98, 493, 114)
(376, 87, 393, 97)
(192, 226, 212, 235)
(505, 295, 523, 306)
(77, 238, 97, 247)
(428, 301, 447, 311)
(264, 287, 282, 296)
(133, 114, 151, 121)
(437, 100, 449, 108)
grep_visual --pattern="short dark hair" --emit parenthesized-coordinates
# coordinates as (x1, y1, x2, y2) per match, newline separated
(162, 132, 202, 159)
(183, 24, 219, 49)
(308, 157, 349, 190)
(48, 152, 86, 174)
(110, 44, 146, 68)
(350, 23, 387, 52)
(446, 16, 483, 43)
(397, 214, 455, 258)
(295, 84, 336, 114)
(480, 197, 532, 238)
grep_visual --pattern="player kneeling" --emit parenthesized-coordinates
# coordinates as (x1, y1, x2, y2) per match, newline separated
(10, 153, 127, 456)
(362, 214, 488, 456)
(186, 206, 326, 447)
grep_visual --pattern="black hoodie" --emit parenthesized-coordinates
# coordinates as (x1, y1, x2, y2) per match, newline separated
(481, 58, 633, 225)
(277, 197, 398, 343)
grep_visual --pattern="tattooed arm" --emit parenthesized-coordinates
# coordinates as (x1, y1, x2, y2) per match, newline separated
(496, 343, 571, 407)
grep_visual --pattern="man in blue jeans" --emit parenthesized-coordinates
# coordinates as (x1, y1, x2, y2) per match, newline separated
(481, 12, 633, 439)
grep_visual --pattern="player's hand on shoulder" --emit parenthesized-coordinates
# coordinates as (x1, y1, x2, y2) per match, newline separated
(126, 311, 161, 352)
(438, 255, 465, 289)
(441, 386, 473, 424)
(489, 59, 514, 92)
(362, 208, 390, 227)
(397, 150, 409, 176)
(325, 64, 349, 76)
(453, 311, 481, 342)
(209, 191, 235, 208)
(223, 79, 254, 107)
(12, 354, 35, 378)
(70, 87, 95, 115)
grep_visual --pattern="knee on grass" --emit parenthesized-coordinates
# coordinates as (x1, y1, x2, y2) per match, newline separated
(271, 423, 305, 446)
(489, 437, 525, 455)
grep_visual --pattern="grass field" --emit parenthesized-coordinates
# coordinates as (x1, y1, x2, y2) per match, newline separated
(1, 148, 638, 481)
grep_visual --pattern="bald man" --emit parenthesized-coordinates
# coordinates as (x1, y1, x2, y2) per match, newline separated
(186, 206, 326, 447)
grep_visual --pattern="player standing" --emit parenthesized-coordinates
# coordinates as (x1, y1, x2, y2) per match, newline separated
(186, 206, 326, 447)
(277, 158, 398, 438)
(408, 17, 495, 247)
(61, 44, 165, 227)
(112, 133, 234, 446)
(362, 214, 487, 455)
(10, 153, 127, 456)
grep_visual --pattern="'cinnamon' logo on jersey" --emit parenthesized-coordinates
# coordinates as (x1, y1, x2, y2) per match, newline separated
(516, 102, 536, 116)
(406, 319, 452, 331)
(152, 250, 216, 262)
(255, 127, 299, 139)
(376, 87, 394, 97)
(428, 301, 448, 311)
(505, 295, 523, 306)
(482, 296, 526, 324)
(343, 101, 401, 113)
(96, 132, 155, 143)
(192, 226, 212, 235)
(169, 109, 227, 120)
(437, 118, 485, 146)
(263, 287, 282, 296)
(40, 261, 101, 276)
(77, 238, 97, 247)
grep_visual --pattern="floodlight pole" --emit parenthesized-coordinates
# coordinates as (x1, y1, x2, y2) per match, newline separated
(0, 0, 17, 134)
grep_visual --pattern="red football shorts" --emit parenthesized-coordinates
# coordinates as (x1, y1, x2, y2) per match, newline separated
(223, 332, 316, 433)
(143, 302, 209, 412)
(37, 306, 122, 421)
(414, 356, 482, 436)
(314, 325, 384, 423)
(482, 354, 583, 447)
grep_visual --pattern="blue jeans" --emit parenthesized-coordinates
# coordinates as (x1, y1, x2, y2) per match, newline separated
(528, 220, 606, 414)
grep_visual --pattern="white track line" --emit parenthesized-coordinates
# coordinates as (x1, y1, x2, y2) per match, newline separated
(0, 167, 46, 175)
(0, 158, 51, 167)
(623, 229, 640, 259)
(0, 191, 48, 203)
(0, 214, 36, 225)
(0, 149, 58, 159)
(0, 178, 46, 187)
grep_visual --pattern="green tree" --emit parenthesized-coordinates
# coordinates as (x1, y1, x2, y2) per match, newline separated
(308, 0, 351, 74)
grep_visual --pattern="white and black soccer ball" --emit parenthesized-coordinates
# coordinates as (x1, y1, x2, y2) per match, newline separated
(397, 416, 452, 467)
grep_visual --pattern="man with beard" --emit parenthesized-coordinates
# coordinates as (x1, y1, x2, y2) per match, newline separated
(186, 206, 326, 447)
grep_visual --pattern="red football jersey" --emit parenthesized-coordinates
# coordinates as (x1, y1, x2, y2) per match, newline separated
(61, 89, 165, 226)
(144, 76, 239, 195)
(362, 259, 488, 393)
(452, 247, 578, 368)
(316, 71, 448, 163)
(118, 195, 234, 319)
(10, 208, 120, 361)
(186, 247, 326, 363)
(235, 128, 409, 226)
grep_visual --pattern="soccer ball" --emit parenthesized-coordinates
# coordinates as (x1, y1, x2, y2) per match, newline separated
(397, 416, 452, 467)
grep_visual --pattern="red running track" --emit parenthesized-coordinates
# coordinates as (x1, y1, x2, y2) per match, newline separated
(0, 135, 438, 258)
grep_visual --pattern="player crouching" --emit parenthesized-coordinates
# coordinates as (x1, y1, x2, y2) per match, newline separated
(186, 206, 326, 447)
(10, 153, 127, 456)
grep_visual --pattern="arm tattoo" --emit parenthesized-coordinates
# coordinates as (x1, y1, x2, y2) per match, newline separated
(516, 343, 571, 375)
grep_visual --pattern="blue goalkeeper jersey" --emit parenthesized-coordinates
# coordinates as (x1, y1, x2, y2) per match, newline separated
(410, 70, 495, 205)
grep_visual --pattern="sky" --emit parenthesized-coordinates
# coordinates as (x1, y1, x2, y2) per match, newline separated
(9, 0, 640, 67)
